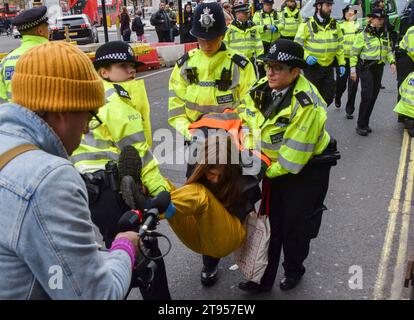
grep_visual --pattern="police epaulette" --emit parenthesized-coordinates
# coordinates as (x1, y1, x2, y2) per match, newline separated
(232, 54, 249, 69)
(176, 52, 190, 67)
(295, 91, 313, 107)
(330, 18, 337, 30)
(113, 84, 131, 100)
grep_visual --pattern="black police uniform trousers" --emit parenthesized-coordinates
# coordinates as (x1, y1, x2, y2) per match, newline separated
(259, 161, 332, 287)
(87, 172, 171, 300)
(396, 51, 414, 101)
(356, 61, 384, 129)
(335, 58, 359, 115)
(304, 63, 336, 106)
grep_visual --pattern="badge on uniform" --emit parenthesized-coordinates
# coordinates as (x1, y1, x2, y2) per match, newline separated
(246, 108, 256, 117)
(217, 93, 234, 104)
(270, 132, 284, 145)
(275, 117, 289, 128)
(113, 84, 131, 100)
(409, 78, 414, 87)
(295, 91, 313, 107)
(4, 66, 14, 81)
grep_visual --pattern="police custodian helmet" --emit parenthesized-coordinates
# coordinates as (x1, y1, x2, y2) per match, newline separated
(258, 39, 307, 69)
(190, 2, 227, 40)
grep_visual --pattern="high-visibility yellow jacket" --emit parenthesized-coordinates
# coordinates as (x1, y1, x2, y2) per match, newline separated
(168, 45, 257, 139)
(339, 20, 360, 59)
(252, 9, 281, 44)
(294, 17, 345, 67)
(394, 72, 414, 118)
(399, 25, 414, 62)
(240, 74, 330, 178)
(350, 27, 395, 70)
(0, 35, 48, 103)
(71, 80, 167, 196)
(279, 7, 302, 38)
(223, 22, 264, 61)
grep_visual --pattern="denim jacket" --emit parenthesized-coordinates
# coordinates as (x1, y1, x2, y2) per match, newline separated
(0, 103, 132, 299)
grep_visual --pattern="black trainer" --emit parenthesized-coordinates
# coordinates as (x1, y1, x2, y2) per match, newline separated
(334, 98, 341, 108)
(356, 127, 368, 136)
(118, 145, 145, 210)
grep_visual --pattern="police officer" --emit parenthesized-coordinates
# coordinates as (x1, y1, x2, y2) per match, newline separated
(0, 6, 49, 103)
(350, 8, 396, 136)
(252, 0, 280, 54)
(168, 2, 257, 286)
(396, 24, 414, 103)
(71, 41, 171, 300)
(394, 71, 414, 136)
(294, 0, 346, 107)
(239, 39, 339, 292)
(279, 0, 302, 41)
(334, 5, 360, 116)
(223, 1, 264, 73)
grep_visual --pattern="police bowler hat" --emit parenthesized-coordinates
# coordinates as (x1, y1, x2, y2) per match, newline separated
(258, 39, 307, 69)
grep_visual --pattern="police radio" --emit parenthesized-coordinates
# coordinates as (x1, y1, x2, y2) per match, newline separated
(216, 67, 232, 91)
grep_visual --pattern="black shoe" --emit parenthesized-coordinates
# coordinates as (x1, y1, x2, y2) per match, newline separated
(238, 281, 272, 293)
(380, 84, 385, 89)
(280, 276, 302, 291)
(201, 265, 218, 286)
(118, 145, 145, 210)
(334, 99, 341, 108)
(366, 126, 372, 133)
(356, 127, 369, 136)
(346, 113, 354, 119)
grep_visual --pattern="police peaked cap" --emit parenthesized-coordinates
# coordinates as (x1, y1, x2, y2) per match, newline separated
(190, 3, 227, 40)
(258, 39, 307, 69)
(233, 3, 250, 13)
(12, 6, 48, 31)
(368, 8, 386, 18)
(93, 41, 143, 69)
(342, 4, 358, 15)
(314, 0, 334, 6)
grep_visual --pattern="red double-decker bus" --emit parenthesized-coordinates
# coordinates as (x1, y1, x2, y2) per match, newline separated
(69, 0, 123, 25)
(0, 5, 18, 19)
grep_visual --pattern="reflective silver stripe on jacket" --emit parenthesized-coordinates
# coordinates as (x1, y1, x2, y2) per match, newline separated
(203, 112, 240, 120)
(283, 138, 315, 152)
(262, 141, 282, 151)
(141, 150, 154, 167)
(115, 131, 146, 149)
(168, 106, 186, 118)
(185, 101, 239, 114)
(304, 46, 338, 53)
(82, 132, 114, 149)
(401, 96, 414, 106)
(278, 153, 304, 173)
(71, 151, 119, 163)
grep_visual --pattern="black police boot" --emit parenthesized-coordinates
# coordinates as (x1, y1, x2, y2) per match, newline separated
(346, 113, 354, 119)
(334, 97, 341, 108)
(238, 281, 272, 293)
(356, 127, 369, 136)
(200, 265, 218, 286)
(280, 275, 302, 291)
(366, 126, 372, 133)
(118, 145, 145, 210)
(405, 119, 414, 137)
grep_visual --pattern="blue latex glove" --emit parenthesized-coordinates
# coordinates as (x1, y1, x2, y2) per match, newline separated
(269, 25, 277, 33)
(164, 201, 176, 219)
(306, 56, 318, 65)
(339, 66, 346, 77)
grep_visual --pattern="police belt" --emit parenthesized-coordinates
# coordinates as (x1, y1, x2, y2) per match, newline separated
(308, 137, 340, 166)
(359, 59, 383, 69)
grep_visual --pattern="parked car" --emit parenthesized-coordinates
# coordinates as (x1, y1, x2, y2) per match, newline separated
(50, 14, 99, 44)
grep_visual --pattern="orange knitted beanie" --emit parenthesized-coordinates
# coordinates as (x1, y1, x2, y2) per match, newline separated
(12, 41, 104, 112)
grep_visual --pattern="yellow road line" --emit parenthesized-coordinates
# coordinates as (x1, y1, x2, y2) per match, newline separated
(374, 130, 410, 299)
(390, 138, 414, 299)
